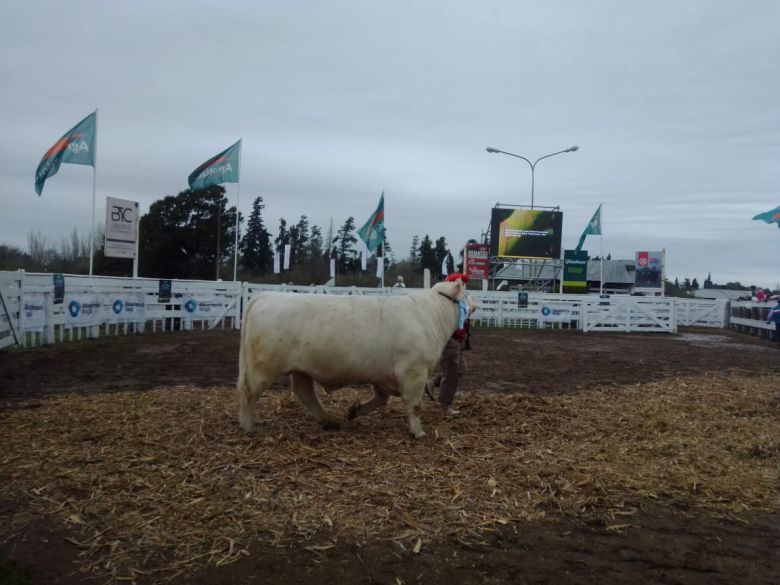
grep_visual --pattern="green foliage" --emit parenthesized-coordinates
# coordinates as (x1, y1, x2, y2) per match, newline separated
(138, 185, 238, 280)
(241, 196, 273, 276)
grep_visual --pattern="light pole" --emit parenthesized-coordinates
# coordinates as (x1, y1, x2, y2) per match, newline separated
(486, 145, 579, 208)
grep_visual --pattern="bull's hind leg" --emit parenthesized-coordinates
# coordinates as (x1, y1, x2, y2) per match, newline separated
(237, 370, 271, 433)
(290, 372, 341, 430)
(399, 372, 428, 439)
(348, 385, 390, 420)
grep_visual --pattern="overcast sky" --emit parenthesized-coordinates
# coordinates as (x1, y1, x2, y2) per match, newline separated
(1, 1, 778, 285)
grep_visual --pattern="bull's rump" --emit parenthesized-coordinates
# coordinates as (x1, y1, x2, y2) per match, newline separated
(242, 292, 441, 385)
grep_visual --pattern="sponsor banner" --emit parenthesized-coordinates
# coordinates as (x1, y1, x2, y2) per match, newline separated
(489, 208, 563, 259)
(21, 292, 47, 331)
(158, 280, 172, 303)
(65, 294, 102, 326)
(635, 251, 663, 289)
(465, 242, 490, 279)
(563, 249, 588, 288)
(517, 291, 529, 308)
(538, 304, 572, 322)
(105, 197, 139, 259)
(181, 297, 226, 318)
(53, 273, 65, 304)
(107, 293, 146, 323)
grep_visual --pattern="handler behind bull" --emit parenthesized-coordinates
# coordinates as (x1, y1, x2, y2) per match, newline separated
(427, 272, 473, 416)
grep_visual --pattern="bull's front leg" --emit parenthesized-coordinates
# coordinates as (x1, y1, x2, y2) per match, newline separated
(399, 372, 427, 439)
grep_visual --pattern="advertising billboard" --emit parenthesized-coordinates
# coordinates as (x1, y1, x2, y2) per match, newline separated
(465, 242, 490, 279)
(105, 196, 139, 259)
(635, 251, 663, 289)
(489, 208, 562, 259)
(563, 250, 588, 288)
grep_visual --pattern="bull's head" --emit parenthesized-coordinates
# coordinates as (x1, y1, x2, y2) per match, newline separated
(432, 279, 479, 316)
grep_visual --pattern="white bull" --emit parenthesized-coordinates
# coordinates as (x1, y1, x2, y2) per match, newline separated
(237, 279, 475, 438)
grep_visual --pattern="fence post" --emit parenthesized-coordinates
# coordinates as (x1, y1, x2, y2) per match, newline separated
(43, 292, 54, 345)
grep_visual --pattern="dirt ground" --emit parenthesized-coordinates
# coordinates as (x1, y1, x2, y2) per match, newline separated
(1, 327, 779, 584)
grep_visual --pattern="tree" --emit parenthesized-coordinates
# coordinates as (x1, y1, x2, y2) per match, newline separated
(308, 225, 323, 262)
(333, 217, 358, 272)
(241, 196, 273, 275)
(704, 273, 712, 289)
(683, 277, 691, 291)
(290, 215, 310, 266)
(409, 235, 420, 262)
(433, 236, 449, 275)
(139, 185, 238, 279)
(691, 277, 699, 290)
(418, 235, 435, 274)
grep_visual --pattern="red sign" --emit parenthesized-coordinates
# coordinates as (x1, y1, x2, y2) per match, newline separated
(637, 251, 649, 267)
(465, 243, 490, 279)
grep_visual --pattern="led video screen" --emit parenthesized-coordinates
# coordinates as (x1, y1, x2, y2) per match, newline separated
(489, 208, 563, 259)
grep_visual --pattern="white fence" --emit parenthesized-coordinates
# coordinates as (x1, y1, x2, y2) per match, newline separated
(0, 271, 730, 350)
(729, 301, 777, 340)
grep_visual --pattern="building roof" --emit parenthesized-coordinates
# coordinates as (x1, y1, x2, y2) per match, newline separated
(693, 288, 751, 301)
(493, 259, 636, 285)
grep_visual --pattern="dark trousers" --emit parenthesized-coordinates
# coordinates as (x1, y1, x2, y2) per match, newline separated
(776, 323, 780, 346)
(432, 337, 465, 408)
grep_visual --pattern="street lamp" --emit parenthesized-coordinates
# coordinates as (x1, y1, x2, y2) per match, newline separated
(486, 145, 579, 208)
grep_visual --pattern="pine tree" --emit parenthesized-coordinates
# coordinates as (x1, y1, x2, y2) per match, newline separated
(691, 277, 699, 290)
(418, 235, 435, 274)
(704, 272, 712, 289)
(308, 225, 323, 262)
(433, 236, 449, 275)
(289, 215, 310, 266)
(333, 217, 358, 272)
(409, 235, 420, 261)
(240, 196, 273, 275)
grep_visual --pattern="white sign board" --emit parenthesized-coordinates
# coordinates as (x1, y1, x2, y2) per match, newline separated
(106, 292, 146, 323)
(105, 196, 139, 259)
(538, 305, 573, 322)
(65, 294, 102, 326)
(21, 292, 47, 331)
(181, 297, 226, 318)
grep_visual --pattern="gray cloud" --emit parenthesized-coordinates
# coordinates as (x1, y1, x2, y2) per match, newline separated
(1, 0, 778, 286)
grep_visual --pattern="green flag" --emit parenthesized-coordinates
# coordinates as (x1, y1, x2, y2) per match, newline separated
(575, 203, 602, 252)
(188, 139, 241, 191)
(752, 205, 780, 229)
(35, 111, 97, 195)
(357, 192, 385, 253)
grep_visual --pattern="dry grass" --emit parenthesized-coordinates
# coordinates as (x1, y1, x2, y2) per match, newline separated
(1, 373, 778, 582)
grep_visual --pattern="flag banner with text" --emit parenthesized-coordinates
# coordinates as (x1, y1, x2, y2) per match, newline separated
(188, 139, 241, 191)
(35, 111, 96, 195)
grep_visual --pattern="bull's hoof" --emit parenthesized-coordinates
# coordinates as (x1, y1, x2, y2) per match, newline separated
(347, 403, 360, 420)
(411, 430, 426, 440)
(320, 419, 342, 431)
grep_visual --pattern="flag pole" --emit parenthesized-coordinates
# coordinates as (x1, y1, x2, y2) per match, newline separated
(599, 203, 604, 295)
(89, 108, 98, 277)
(232, 139, 242, 282)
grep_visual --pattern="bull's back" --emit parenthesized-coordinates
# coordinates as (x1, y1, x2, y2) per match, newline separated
(242, 293, 430, 383)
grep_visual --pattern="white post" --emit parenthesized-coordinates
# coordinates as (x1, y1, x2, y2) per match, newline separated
(232, 141, 242, 282)
(599, 206, 604, 295)
(133, 201, 139, 278)
(423, 268, 431, 289)
(661, 248, 666, 298)
(89, 108, 98, 276)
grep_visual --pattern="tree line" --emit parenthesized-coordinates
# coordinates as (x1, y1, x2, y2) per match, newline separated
(0, 186, 459, 287)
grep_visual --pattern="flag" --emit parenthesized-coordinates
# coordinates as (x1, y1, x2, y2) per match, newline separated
(376, 256, 384, 279)
(188, 139, 241, 191)
(575, 203, 602, 252)
(283, 244, 291, 270)
(752, 205, 780, 229)
(35, 111, 97, 195)
(441, 253, 449, 276)
(357, 192, 385, 253)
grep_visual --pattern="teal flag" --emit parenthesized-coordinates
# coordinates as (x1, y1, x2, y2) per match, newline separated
(357, 192, 385, 253)
(575, 203, 602, 252)
(752, 205, 780, 229)
(35, 111, 97, 195)
(188, 139, 241, 191)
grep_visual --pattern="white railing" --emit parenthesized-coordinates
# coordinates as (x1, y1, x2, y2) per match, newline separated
(0, 271, 732, 350)
(729, 301, 776, 340)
